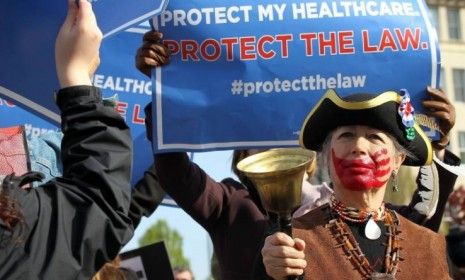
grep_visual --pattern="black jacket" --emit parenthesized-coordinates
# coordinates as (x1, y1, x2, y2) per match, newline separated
(0, 86, 133, 279)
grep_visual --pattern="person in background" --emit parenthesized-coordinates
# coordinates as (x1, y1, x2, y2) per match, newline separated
(446, 185, 465, 279)
(173, 266, 195, 280)
(0, 0, 133, 278)
(92, 257, 138, 280)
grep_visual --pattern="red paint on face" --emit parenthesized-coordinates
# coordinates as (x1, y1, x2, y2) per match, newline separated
(332, 148, 391, 191)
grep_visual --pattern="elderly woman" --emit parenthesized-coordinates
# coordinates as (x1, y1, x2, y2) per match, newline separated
(136, 30, 459, 279)
(259, 89, 451, 279)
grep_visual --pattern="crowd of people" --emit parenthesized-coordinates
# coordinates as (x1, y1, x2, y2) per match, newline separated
(0, 1, 463, 279)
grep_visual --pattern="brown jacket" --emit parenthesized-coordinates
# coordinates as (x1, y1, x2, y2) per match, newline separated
(293, 204, 451, 280)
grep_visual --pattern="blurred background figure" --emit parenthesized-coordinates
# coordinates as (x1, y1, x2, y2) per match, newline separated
(173, 266, 194, 280)
(92, 257, 138, 280)
(446, 185, 465, 279)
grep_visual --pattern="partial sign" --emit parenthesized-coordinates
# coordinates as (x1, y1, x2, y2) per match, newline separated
(120, 241, 174, 280)
(0, 28, 155, 185)
(151, 0, 440, 153)
(0, 0, 167, 123)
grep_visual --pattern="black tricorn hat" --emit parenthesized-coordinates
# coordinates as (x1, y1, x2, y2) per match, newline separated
(299, 89, 432, 166)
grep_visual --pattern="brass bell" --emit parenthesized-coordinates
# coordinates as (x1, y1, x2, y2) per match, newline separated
(237, 148, 316, 235)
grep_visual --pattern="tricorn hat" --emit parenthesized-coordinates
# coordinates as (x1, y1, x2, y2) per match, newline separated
(299, 89, 432, 166)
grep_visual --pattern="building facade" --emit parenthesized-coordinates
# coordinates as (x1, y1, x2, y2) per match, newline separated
(427, 0, 465, 168)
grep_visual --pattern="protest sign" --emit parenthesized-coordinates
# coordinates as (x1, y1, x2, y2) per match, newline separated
(0, 0, 167, 123)
(151, 0, 440, 153)
(0, 28, 154, 185)
(94, 29, 155, 184)
(120, 241, 174, 280)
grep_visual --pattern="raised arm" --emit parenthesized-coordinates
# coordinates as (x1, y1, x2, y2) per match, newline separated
(419, 87, 459, 231)
(142, 101, 231, 231)
(0, 1, 133, 278)
(129, 164, 166, 228)
(389, 87, 460, 231)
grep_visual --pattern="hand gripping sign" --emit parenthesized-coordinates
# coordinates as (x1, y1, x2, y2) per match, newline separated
(150, 0, 441, 153)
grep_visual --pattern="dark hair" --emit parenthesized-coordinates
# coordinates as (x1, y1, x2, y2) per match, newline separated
(0, 184, 25, 245)
(231, 150, 252, 185)
(231, 149, 269, 210)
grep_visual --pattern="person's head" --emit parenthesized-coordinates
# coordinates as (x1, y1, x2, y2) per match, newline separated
(0, 190, 24, 242)
(92, 257, 138, 280)
(448, 185, 465, 226)
(173, 266, 194, 280)
(0, 173, 31, 246)
(324, 125, 414, 192)
(300, 89, 432, 194)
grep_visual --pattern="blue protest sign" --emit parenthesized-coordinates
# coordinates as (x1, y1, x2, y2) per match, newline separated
(151, 0, 440, 153)
(0, 27, 154, 185)
(0, 100, 58, 136)
(0, 0, 167, 123)
(92, 0, 168, 38)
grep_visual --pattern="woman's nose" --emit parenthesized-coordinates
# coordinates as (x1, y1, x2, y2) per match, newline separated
(351, 137, 369, 155)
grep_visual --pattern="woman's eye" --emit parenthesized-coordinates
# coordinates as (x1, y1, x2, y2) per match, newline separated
(337, 132, 353, 139)
(368, 134, 384, 142)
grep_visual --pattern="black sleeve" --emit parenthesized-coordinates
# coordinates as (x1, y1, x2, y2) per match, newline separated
(390, 150, 461, 232)
(129, 164, 166, 228)
(423, 150, 461, 231)
(0, 86, 134, 279)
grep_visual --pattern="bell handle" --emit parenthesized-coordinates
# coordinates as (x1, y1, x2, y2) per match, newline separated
(278, 214, 305, 280)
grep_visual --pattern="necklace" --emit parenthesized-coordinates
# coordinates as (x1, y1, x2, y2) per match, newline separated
(330, 194, 385, 240)
(330, 194, 386, 222)
(326, 208, 402, 279)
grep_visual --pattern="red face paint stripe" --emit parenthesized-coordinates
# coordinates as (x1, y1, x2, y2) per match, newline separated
(332, 149, 390, 191)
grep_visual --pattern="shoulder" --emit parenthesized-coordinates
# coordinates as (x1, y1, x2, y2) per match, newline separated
(397, 213, 444, 241)
(293, 203, 331, 230)
(395, 212, 449, 276)
(219, 177, 261, 206)
(221, 177, 247, 190)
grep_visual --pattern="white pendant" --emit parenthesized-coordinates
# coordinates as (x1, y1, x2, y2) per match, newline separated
(365, 217, 382, 240)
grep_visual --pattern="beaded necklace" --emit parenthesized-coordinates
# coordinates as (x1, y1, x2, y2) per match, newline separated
(330, 194, 386, 222)
(326, 204, 402, 279)
(330, 194, 387, 240)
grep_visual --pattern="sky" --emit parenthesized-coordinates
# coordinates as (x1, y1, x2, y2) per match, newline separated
(122, 150, 235, 280)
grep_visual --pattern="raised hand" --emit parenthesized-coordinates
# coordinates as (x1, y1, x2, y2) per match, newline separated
(422, 87, 456, 150)
(55, 0, 102, 88)
(135, 30, 171, 77)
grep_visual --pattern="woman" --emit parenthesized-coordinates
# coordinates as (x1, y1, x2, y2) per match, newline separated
(259, 89, 451, 279)
(137, 30, 459, 279)
(0, 1, 133, 278)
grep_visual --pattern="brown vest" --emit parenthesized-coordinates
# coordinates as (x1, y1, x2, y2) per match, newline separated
(292, 204, 451, 280)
